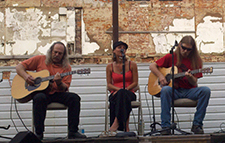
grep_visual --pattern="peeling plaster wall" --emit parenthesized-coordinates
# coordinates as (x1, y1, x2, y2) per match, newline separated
(4, 7, 61, 55)
(0, 0, 224, 64)
(196, 16, 224, 53)
(82, 16, 100, 55)
(1, 7, 76, 56)
(6, 8, 43, 55)
(0, 8, 4, 55)
(67, 10, 75, 42)
(152, 18, 195, 54)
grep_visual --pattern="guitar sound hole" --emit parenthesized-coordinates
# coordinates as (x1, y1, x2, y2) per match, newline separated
(165, 74, 172, 83)
(25, 77, 41, 91)
(34, 77, 42, 86)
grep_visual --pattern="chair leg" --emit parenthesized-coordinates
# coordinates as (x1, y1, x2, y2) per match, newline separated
(32, 106, 35, 133)
(144, 95, 161, 136)
(105, 89, 109, 132)
(105, 108, 109, 132)
(138, 107, 144, 135)
(150, 95, 161, 132)
(137, 107, 141, 135)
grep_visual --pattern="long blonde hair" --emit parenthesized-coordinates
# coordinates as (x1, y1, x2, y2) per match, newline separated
(45, 41, 69, 69)
(175, 35, 202, 69)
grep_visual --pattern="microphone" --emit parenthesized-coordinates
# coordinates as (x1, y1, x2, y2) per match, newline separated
(121, 49, 124, 54)
(175, 40, 178, 46)
(170, 40, 178, 54)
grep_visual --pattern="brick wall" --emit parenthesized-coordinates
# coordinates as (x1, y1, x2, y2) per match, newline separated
(0, 0, 224, 66)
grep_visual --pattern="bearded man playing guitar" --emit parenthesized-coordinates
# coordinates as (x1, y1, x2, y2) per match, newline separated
(15, 42, 86, 140)
(149, 35, 211, 135)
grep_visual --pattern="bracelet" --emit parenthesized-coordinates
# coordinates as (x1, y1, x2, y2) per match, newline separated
(57, 82, 63, 86)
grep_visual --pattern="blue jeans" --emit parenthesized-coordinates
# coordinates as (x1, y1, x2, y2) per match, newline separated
(160, 86, 211, 128)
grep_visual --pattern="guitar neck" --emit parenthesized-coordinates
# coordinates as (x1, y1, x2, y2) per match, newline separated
(174, 69, 200, 79)
(148, 66, 213, 96)
(41, 70, 77, 82)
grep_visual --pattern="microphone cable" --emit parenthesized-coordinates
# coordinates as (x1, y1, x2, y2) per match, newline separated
(144, 84, 153, 124)
(9, 78, 30, 133)
(14, 98, 30, 131)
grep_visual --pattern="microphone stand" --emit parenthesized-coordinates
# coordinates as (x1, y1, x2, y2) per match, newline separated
(118, 49, 135, 137)
(169, 40, 191, 135)
(121, 49, 126, 132)
(122, 50, 125, 90)
(170, 40, 177, 134)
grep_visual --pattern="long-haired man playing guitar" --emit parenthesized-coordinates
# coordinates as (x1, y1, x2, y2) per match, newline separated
(149, 35, 211, 135)
(16, 42, 86, 140)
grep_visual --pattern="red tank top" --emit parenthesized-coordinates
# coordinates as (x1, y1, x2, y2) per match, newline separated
(111, 61, 133, 92)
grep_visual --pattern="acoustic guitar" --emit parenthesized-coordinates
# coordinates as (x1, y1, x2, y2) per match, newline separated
(148, 66, 213, 97)
(11, 68, 91, 103)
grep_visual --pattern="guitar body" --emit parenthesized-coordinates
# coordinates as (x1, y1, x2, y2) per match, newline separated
(11, 70, 50, 103)
(148, 67, 178, 97)
(11, 68, 91, 103)
(148, 66, 213, 97)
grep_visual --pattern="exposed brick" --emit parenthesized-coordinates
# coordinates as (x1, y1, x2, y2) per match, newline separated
(6, 0, 40, 7)
(0, 0, 224, 66)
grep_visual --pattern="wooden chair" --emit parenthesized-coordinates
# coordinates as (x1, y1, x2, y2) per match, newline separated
(105, 85, 144, 135)
(32, 102, 67, 133)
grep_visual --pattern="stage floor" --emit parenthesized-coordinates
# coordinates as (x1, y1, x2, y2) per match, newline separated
(40, 133, 224, 143)
(3, 132, 225, 143)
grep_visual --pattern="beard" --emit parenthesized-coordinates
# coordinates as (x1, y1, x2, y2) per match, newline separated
(52, 56, 61, 64)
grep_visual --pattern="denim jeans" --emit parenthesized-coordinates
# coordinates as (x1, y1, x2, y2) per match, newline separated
(33, 92, 81, 135)
(160, 86, 211, 128)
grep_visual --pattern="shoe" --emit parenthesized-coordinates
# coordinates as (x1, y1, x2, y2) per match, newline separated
(35, 133, 43, 140)
(68, 131, 87, 139)
(161, 127, 171, 135)
(191, 125, 204, 134)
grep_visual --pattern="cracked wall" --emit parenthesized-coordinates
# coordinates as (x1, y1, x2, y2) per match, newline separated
(0, 0, 224, 65)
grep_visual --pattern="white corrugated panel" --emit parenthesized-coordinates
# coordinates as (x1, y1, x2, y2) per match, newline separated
(0, 62, 224, 141)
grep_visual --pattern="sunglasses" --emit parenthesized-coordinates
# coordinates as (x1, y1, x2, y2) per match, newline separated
(181, 45, 192, 51)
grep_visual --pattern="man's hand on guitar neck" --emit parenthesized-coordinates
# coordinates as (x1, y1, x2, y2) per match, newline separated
(54, 72, 62, 86)
(53, 72, 67, 91)
(185, 69, 192, 78)
(185, 69, 197, 86)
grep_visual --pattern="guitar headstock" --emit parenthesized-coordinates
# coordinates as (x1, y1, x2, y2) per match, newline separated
(202, 67, 213, 74)
(77, 68, 91, 75)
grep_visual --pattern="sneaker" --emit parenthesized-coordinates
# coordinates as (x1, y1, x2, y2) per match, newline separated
(191, 125, 204, 134)
(35, 133, 43, 140)
(160, 127, 171, 135)
(68, 131, 87, 139)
